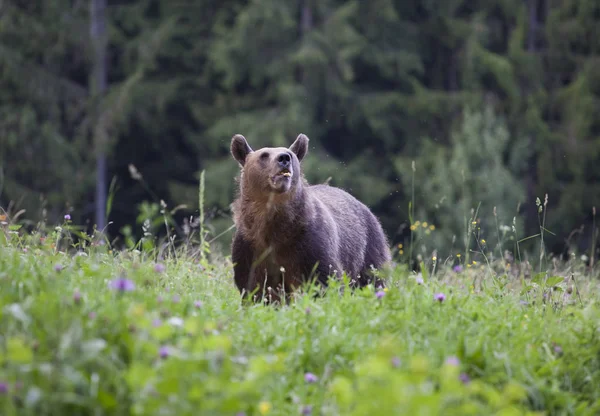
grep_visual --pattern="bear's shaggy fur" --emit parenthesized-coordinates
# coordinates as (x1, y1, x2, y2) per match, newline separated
(230, 133, 391, 303)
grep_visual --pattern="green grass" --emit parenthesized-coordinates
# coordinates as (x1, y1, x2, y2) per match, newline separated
(0, 224, 600, 416)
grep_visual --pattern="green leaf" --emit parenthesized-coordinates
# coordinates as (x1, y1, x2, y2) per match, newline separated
(126, 363, 155, 389)
(98, 390, 117, 410)
(545, 276, 564, 287)
(532, 272, 546, 285)
(7, 337, 33, 364)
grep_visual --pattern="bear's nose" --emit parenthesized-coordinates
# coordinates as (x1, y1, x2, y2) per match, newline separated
(277, 152, 291, 168)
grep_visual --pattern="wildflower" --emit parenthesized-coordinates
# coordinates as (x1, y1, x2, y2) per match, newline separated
(304, 372, 318, 383)
(399, 250, 404, 255)
(194, 300, 203, 309)
(410, 225, 416, 231)
(109, 277, 135, 292)
(429, 225, 435, 231)
(398, 243, 403, 249)
(73, 290, 81, 304)
(168, 317, 184, 327)
(302, 405, 313, 415)
(305, 307, 311, 315)
(54, 264, 64, 272)
(445, 356, 460, 366)
(159, 346, 170, 359)
(415, 276, 424, 285)
(456, 253, 461, 258)
(391, 357, 401, 368)
(64, 214, 71, 221)
(432, 256, 437, 262)
(172, 295, 180, 303)
(481, 239, 486, 244)
(157, 295, 164, 303)
(459, 372, 471, 384)
(434, 293, 446, 303)
(472, 261, 477, 265)
(154, 263, 165, 273)
(152, 319, 162, 327)
(88, 312, 96, 319)
(453, 265, 463, 273)
(375, 290, 385, 299)
(422, 222, 428, 228)
(383, 287, 389, 293)
(0, 382, 8, 394)
(554, 344, 563, 356)
(258, 401, 272, 415)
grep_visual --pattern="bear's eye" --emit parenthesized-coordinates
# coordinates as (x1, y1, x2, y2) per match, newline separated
(260, 152, 269, 160)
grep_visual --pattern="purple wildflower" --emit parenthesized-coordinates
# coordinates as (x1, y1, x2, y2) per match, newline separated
(64, 214, 71, 221)
(194, 300, 203, 309)
(154, 263, 165, 273)
(459, 372, 471, 384)
(157, 295, 164, 303)
(453, 265, 463, 273)
(0, 382, 8, 394)
(172, 295, 180, 303)
(109, 277, 135, 292)
(73, 290, 81, 304)
(305, 307, 311, 315)
(152, 319, 162, 327)
(159, 346, 170, 359)
(445, 356, 460, 366)
(302, 405, 313, 415)
(415, 276, 424, 285)
(391, 357, 401, 368)
(304, 372, 318, 383)
(553, 344, 563, 355)
(376, 290, 385, 299)
(434, 293, 446, 303)
(54, 264, 64, 272)
(88, 311, 96, 319)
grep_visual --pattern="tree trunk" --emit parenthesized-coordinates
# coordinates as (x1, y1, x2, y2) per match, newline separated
(527, 0, 537, 52)
(90, 0, 108, 233)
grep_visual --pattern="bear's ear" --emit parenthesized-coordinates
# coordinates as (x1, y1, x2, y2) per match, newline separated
(289, 133, 309, 162)
(231, 134, 253, 166)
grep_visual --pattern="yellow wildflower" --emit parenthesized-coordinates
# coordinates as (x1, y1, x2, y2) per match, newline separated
(432, 256, 437, 262)
(481, 239, 486, 244)
(422, 222, 428, 228)
(259, 401, 272, 415)
(429, 225, 435, 230)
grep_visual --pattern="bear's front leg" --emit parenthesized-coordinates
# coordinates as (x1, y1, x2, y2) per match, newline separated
(231, 231, 254, 299)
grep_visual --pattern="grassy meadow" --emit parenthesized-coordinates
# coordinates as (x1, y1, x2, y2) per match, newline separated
(0, 207, 600, 416)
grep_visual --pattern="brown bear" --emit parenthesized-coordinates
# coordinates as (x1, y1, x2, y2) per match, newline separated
(230, 133, 391, 304)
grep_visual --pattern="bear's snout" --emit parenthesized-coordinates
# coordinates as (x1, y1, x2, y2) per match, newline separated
(277, 152, 291, 169)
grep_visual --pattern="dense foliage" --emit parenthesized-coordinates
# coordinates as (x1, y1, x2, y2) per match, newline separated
(1, 0, 600, 262)
(0, 220, 599, 415)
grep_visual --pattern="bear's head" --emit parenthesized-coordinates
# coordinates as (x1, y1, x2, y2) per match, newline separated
(231, 133, 309, 196)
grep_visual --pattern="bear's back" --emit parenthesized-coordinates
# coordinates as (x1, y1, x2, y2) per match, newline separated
(307, 184, 382, 277)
